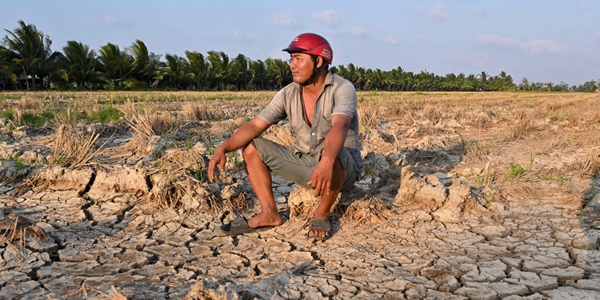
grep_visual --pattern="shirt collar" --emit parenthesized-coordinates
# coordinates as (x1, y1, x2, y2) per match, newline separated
(294, 71, 334, 90)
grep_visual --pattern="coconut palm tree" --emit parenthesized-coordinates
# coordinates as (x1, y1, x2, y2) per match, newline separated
(230, 54, 250, 90)
(164, 53, 193, 89)
(265, 58, 291, 89)
(2, 20, 58, 90)
(98, 43, 133, 90)
(248, 59, 267, 90)
(58, 41, 101, 90)
(0, 45, 18, 89)
(207, 51, 234, 90)
(185, 50, 208, 90)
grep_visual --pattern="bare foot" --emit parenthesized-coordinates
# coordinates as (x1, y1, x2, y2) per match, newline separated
(308, 213, 330, 238)
(247, 211, 283, 228)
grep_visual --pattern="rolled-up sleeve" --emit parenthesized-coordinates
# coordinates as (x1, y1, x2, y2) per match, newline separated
(257, 89, 287, 125)
(331, 81, 357, 118)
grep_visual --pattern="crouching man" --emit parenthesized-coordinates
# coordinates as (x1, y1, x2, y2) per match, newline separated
(208, 33, 363, 240)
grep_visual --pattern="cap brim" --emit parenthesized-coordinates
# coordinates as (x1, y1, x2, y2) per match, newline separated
(282, 46, 307, 53)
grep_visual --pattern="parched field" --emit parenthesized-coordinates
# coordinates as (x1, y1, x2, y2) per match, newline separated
(1, 91, 600, 299)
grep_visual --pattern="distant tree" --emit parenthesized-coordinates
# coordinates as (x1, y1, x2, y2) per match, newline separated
(185, 50, 209, 90)
(98, 43, 133, 90)
(207, 51, 234, 90)
(248, 59, 267, 90)
(2, 20, 58, 89)
(58, 41, 101, 90)
(0, 45, 18, 88)
(164, 53, 193, 89)
(265, 58, 291, 89)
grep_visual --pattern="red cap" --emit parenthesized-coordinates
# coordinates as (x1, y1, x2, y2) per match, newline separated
(282, 33, 333, 64)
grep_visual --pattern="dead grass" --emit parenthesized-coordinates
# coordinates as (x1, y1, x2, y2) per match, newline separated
(0, 214, 48, 258)
(146, 148, 248, 214)
(261, 123, 296, 147)
(123, 104, 180, 154)
(340, 196, 395, 226)
(49, 125, 108, 169)
(358, 102, 382, 129)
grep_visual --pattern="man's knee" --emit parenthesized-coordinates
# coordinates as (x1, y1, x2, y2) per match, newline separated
(242, 140, 258, 160)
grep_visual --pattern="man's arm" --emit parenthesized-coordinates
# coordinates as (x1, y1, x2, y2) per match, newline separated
(307, 114, 351, 196)
(208, 117, 270, 182)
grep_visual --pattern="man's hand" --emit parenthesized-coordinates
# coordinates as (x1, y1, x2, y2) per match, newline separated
(208, 148, 226, 183)
(307, 157, 335, 197)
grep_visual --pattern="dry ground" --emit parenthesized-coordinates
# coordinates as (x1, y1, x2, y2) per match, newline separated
(0, 91, 600, 299)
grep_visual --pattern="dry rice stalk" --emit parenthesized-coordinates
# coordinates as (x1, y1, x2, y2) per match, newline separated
(182, 103, 216, 121)
(422, 104, 442, 124)
(97, 286, 127, 300)
(575, 148, 600, 176)
(123, 109, 180, 153)
(18, 96, 42, 110)
(340, 196, 394, 227)
(12, 107, 24, 127)
(261, 123, 296, 147)
(49, 125, 107, 169)
(358, 102, 382, 129)
(0, 214, 48, 257)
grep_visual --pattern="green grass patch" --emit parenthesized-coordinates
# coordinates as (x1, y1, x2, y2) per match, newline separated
(89, 106, 124, 123)
(505, 163, 527, 181)
(0, 110, 13, 119)
(22, 111, 54, 127)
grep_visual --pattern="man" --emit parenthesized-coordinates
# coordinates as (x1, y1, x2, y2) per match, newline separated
(208, 33, 362, 240)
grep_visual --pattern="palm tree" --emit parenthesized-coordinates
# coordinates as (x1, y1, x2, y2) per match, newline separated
(2, 20, 57, 90)
(477, 71, 489, 91)
(58, 41, 101, 90)
(98, 43, 133, 90)
(520, 78, 529, 91)
(207, 51, 233, 90)
(185, 50, 209, 90)
(230, 54, 250, 90)
(265, 58, 290, 89)
(248, 59, 267, 90)
(164, 53, 193, 89)
(0, 45, 18, 89)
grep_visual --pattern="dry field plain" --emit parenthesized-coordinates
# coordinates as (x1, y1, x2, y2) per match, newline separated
(1, 91, 600, 299)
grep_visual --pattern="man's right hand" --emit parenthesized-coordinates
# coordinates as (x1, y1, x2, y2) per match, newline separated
(208, 148, 226, 183)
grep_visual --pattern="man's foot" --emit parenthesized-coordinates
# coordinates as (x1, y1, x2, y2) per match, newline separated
(308, 217, 331, 241)
(220, 212, 283, 236)
(247, 211, 283, 228)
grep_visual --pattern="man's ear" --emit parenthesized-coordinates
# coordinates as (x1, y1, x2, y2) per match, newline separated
(316, 56, 323, 68)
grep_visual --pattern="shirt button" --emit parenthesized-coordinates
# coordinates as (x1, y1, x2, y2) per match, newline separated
(311, 133, 315, 135)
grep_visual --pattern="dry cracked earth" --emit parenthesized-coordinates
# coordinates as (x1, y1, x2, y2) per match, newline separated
(1, 92, 600, 299)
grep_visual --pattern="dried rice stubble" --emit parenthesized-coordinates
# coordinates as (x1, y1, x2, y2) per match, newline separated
(0, 214, 48, 259)
(339, 195, 396, 228)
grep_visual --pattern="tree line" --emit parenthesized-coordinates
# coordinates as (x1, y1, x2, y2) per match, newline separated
(1, 21, 598, 92)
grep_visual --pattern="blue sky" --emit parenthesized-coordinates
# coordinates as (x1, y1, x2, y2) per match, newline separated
(2, 0, 599, 85)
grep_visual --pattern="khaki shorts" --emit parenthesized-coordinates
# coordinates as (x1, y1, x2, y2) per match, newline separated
(251, 137, 359, 192)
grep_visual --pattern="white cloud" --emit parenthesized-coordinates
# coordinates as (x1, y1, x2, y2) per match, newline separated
(231, 29, 258, 44)
(347, 27, 369, 37)
(384, 36, 401, 45)
(476, 34, 567, 55)
(272, 10, 303, 28)
(101, 16, 132, 27)
(418, 34, 434, 44)
(428, 3, 450, 21)
(312, 10, 341, 26)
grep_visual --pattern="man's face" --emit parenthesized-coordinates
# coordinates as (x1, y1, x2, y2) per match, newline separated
(289, 53, 317, 84)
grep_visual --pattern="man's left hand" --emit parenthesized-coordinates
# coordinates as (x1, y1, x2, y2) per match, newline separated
(307, 157, 335, 197)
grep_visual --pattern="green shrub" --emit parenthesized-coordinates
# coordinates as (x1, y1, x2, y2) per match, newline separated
(89, 106, 124, 123)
